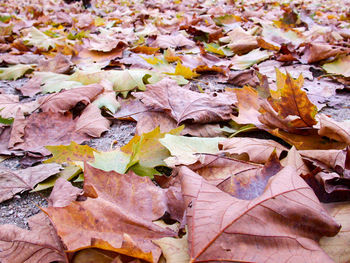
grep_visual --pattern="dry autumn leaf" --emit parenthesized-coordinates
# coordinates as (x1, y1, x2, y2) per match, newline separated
(43, 164, 183, 263)
(179, 165, 340, 262)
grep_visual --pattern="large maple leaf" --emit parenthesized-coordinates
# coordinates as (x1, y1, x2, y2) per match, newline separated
(179, 165, 340, 262)
(43, 164, 184, 263)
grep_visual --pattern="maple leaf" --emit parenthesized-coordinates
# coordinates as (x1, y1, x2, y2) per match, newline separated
(260, 69, 318, 131)
(320, 202, 350, 263)
(37, 53, 73, 74)
(230, 49, 271, 70)
(0, 213, 66, 263)
(322, 55, 350, 77)
(90, 149, 130, 174)
(227, 26, 258, 54)
(167, 62, 200, 79)
(38, 84, 104, 113)
(43, 164, 182, 263)
(159, 134, 223, 166)
(14, 111, 90, 155)
(317, 113, 350, 144)
(22, 26, 59, 51)
(45, 141, 97, 164)
(48, 177, 82, 207)
(179, 165, 340, 262)
(0, 163, 61, 203)
(0, 64, 34, 80)
(0, 94, 38, 119)
(130, 45, 160, 55)
(219, 137, 288, 164)
(121, 126, 182, 177)
(133, 78, 235, 124)
(151, 33, 195, 49)
(299, 43, 350, 64)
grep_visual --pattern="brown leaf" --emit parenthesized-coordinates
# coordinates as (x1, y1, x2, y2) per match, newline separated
(300, 43, 350, 64)
(317, 114, 350, 145)
(14, 111, 90, 155)
(0, 212, 66, 263)
(0, 94, 38, 119)
(18, 76, 42, 97)
(8, 109, 27, 148)
(219, 137, 288, 164)
(227, 27, 258, 55)
(133, 78, 235, 124)
(151, 34, 195, 49)
(48, 177, 83, 207)
(38, 53, 73, 74)
(0, 163, 61, 203)
(39, 84, 104, 113)
(135, 111, 224, 137)
(43, 164, 183, 263)
(179, 165, 340, 262)
(75, 104, 111, 137)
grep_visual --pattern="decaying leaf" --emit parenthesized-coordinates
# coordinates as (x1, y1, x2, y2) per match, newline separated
(322, 55, 350, 77)
(43, 164, 182, 263)
(133, 78, 235, 124)
(0, 163, 61, 203)
(0, 212, 66, 263)
(179, 165, 340, 262)
(48, 177, 82, 207)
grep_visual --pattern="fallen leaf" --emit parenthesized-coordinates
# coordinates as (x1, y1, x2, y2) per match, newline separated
(17, 75, 42, 97)
(322, 55, 350, 77)
(179, 165, 340, 262)
(91, 149, 130, 174)
(227, 27, 258, 54)
(320, 202, 350, 263)
(159, 134, 223, 166)
(299, 43, 350, 64)
(48, 177, 82, 207)
(0, 212, 66, 263)
(39, 84, 104, 113)
(38, 53, 73, 74)
(151, 34, 195, 49)
(168, 62, 199, 79)
(8, 109, 27, 148)
(22, 26, 58, 50)
(0, 94, 38, 119)
(317, 113, 350, 145)
(219, 137, 288, 164)
(0, 163, 61, 203)
(0, 64, 34, 80)
(14, 111, 90, 155)
(230, 49, 271, 70)
(133, 78, 235, 124)
(43, 164, 181, 263)
(75, 104, 111, 137)
(45, 141, 97, 164)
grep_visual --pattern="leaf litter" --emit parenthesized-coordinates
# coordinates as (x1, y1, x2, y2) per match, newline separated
(1, 0, 350, 262)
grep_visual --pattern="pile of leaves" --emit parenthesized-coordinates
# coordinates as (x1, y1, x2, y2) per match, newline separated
(0, 0, 350, 262)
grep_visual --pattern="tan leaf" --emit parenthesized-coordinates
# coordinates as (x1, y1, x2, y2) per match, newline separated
(75, 104, 111, 137)
(48, 177, 82, 207)
(151, 34, 195, 49)
(300, 43, 350, 64)
(317, 113, 350, 145)
(0, 213, 66, 263)
(0, 94, 38, 119)
(320, 202, 350, 263)
(0, 163, 61, 203)
(39, 84, 104, 113)
(38, 53, 73, 74)
(179, 166, 340, 262)
(8, 109, 27, 148)
(227, 27, 258, 54)
(133, 78, 235, 124)
(43, 164, 182, 263)
(219, 137, 287, 164)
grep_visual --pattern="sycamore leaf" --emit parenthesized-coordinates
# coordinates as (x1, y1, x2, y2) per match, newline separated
(317, 114, 350, 144)
(45, 141, 97, 164)
(159, 134, 223, 166)
(0, 213, 66, 263)
(43, 164, 180, 263)
(133, 78, 235, 124)
(230, 49, 271, 70)
(260, 69, 318, 130)
(130, 45, 160, 55)
(179, 165, 340, 262)
(204, 43, 233, 56)
(0, 163, 61, 203)
(92, 90, 120, 114)
(48, 178, 82, 207)
(227, 27, 258, 54)
(153, 231, 189, 263)
(75, 104, 111, 137)
(90, 149, 130, 174)
(22, 27, 58, 50)
(300, 43, 350, 64)
(167, 62, 200, 79)
(35, 72, 82, 93)
(121, 126, 183, 177)
(219, 137, 288, 164)
(33, 165, 82, 192)
(14, 111, 90, 155)
(0, 94, 38, 119)
(151, 34, 195, 49)
(320, 202, 350, 263)
(322, 55, 350, 77)
(39, 84, 104, 113)
(0, 64, 34, 80)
